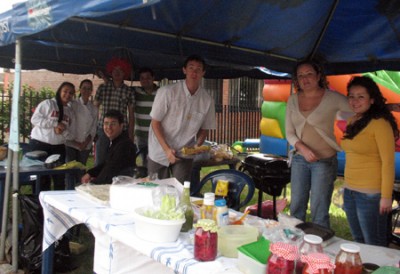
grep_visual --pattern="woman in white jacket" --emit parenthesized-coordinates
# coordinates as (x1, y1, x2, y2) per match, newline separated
(65, 79, 98, 187)
(29, 81, 75, 190)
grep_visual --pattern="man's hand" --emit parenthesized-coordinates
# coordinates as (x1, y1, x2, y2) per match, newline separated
(81, 173, 92, 184)
(166, 148, 178, 164)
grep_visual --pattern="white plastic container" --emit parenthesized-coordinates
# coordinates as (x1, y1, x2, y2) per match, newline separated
(218, 225, 258, 258)
(237, 251, 266, 274)
(132, 207, 185, 243)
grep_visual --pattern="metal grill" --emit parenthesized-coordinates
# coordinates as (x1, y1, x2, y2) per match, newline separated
(240, 154, 290, 220)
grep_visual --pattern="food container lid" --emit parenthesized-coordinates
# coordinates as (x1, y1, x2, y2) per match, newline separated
(340, 243, 360, 253)
(303, 234, 323, 244)
(194, 219, 218, 232)
(270, 242, 299, 260)
(215, 199, 226, 207)
(203, 192, 215, 205)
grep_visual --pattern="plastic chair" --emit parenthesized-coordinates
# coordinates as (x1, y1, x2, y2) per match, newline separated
(192, 169, 255, 211)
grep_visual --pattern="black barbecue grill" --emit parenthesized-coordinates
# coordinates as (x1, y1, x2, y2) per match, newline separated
(240, 154, 291, 220)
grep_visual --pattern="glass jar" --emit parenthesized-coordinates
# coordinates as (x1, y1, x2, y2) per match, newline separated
(302, 252, 335, 274)
(194, 219, 218, 261)
(296, 234, 324, 273)
(335, 243, 362, 274)
(267, 242, 299, 274)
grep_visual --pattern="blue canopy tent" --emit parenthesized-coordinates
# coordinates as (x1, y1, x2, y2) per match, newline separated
(1, 0, 400, 78)
(0, 0, 400, 272)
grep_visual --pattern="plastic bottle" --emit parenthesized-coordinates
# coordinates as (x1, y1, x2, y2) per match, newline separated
(180, 181, 194, 232)
(194, 219, 218, 261)
(334, 243, 362, 274)
(296, 234, 324, 273)
(200, 192, 215, 220)
(214, 199, 229, 226)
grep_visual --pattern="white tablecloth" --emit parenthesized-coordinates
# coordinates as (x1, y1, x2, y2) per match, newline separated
(39, 191, 240, 274)
(39, 191, 400, 274)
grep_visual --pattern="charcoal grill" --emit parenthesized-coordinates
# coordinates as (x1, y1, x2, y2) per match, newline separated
(240, 154, 290, 220)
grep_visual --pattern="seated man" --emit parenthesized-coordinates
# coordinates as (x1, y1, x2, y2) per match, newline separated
(81, 110, 136, 184)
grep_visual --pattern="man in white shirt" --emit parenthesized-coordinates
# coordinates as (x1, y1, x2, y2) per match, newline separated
(147, 55, 216, 183)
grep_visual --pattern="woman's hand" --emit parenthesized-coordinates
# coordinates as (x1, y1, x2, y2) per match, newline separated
(379, 197, 392, 215)
(295, 142, 319, 162)
(54, 123, 66, 135)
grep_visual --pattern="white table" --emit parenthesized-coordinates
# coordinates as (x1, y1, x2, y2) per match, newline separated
(39, 191, 400, 274)
(39, 191, 240, 274)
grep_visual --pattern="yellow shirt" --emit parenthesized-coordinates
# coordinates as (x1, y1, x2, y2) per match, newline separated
(341, 118, 395, 199)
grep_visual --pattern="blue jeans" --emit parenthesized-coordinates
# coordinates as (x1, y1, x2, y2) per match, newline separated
(343, 188, 388, 246)
(289, 154, 337, 228)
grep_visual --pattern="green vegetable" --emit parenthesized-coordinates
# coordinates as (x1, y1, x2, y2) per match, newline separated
(141, 194, 185, 220)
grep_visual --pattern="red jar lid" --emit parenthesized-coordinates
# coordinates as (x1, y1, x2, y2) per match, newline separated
(270, 242, 299, 260)
(302, 252, 335, 272)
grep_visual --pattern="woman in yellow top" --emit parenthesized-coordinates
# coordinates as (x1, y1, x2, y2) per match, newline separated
(341, 76, 399, 246)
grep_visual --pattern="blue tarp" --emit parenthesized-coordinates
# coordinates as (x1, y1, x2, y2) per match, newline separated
(0, 0, 399, 79)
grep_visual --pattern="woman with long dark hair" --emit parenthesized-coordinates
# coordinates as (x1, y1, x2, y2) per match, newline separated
(29, 81, 75, 190)
(341, 76, 398, 246)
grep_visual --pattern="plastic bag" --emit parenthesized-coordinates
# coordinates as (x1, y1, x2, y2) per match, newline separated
(19, 195, 76, 273)
(19, 195, 44, 273)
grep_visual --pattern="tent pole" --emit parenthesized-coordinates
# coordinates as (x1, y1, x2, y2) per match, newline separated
(0, 38, 22, 271)
(70, 17, 297, 62)
(0, 151, 13, 262)
(309, 0, 340, 59)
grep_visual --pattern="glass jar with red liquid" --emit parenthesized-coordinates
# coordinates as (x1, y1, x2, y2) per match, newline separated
(334, 243, 362, 274)
(296, 234, 324, 273)
(267, 242, 299, 274)
(194, 219, 218, 261)
(302, 252, 335, 274)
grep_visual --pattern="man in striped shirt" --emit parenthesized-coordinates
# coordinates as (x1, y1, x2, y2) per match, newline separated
(133, 67, 158, 168)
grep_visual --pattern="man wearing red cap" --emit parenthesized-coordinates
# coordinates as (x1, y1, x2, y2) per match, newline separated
(94, 58, 135, 166)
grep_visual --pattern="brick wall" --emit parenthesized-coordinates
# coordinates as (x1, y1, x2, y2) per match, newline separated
(1, 70, 139, 93)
